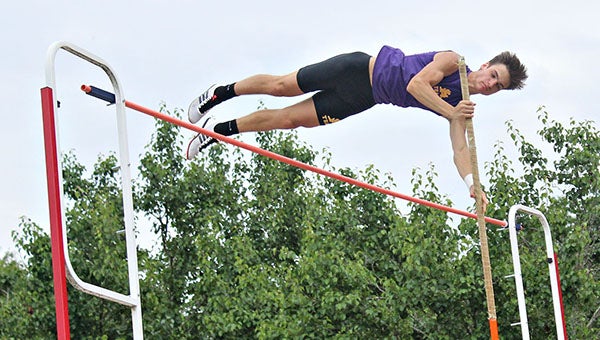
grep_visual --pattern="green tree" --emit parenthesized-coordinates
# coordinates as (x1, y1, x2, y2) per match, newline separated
(1, 105, 598, 339)
(0, 242, 40, 339)
(61, 151, 135, 338)
(134, 106, 509, 338)
(0, 152, 140, 339)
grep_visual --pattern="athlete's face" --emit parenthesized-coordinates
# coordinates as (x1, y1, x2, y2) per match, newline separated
(472, 63, 510, 95)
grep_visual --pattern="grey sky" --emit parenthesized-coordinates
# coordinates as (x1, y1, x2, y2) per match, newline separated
(1, 0, 598, 254)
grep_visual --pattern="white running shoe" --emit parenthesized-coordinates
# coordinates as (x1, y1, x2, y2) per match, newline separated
(188, 84, 218, 123)
(185, 116, 218, 160)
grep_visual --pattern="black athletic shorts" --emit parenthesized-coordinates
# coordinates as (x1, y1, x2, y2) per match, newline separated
(296, 52, 376, 125)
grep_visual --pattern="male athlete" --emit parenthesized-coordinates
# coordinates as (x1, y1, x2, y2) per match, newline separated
(185, 45, 528, 208)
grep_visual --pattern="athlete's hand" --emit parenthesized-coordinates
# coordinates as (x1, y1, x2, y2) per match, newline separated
(469, 186, 489, 212)
(449, 100, 476, 121)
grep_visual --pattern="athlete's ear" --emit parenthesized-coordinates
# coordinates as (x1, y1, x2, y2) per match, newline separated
(479, 62, 490, 70)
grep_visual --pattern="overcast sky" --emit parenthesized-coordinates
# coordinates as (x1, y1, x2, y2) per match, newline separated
(1, 0, 598, 255)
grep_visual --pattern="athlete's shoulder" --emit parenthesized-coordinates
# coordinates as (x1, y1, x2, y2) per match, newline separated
(433, 50, 460, 60)
(430, 51, 461, 73)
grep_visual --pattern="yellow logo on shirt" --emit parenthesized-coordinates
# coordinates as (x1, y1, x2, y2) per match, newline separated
(433, 86, 451, 99)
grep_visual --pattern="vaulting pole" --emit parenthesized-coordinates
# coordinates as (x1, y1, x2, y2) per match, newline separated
(458, 57, 499, 339)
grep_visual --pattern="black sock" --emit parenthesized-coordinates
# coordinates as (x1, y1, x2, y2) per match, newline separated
(214, 119, 239, 136)
(214, 83, 237, 103)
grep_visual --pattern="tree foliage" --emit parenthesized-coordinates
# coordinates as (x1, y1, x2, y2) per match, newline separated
(1, 105, 598, 338)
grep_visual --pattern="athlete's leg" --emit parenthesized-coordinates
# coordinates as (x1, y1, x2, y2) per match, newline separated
(185, 98, 318, 160)
(233, 71, 304, 97)
(236, 97, 319, 132)
(188, 71, 305, 123)
(186, 52, 374, 159)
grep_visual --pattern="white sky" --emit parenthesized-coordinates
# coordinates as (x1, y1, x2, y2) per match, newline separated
(1, 0, 598, 255)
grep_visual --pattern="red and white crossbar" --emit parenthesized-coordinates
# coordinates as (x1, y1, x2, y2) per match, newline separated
(81, 84, 508, 227)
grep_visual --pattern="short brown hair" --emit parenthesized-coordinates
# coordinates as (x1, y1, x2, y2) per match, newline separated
(489, 52, 528, 90)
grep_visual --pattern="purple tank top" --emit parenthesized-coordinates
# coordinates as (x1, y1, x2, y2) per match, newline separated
(372, 45, 470, 116)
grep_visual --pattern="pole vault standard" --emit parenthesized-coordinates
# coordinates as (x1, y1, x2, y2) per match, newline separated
(81, 84, 508, 227)
(42, 42, 143, 340)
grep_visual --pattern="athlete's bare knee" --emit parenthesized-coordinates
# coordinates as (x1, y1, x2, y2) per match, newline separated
(277, 113, 298, 129)
(269, 73, 300, 97)
(269, 80, 287, 96)
(279, 108, 316, 129)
